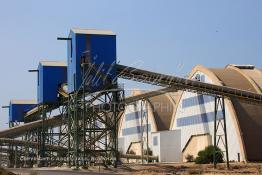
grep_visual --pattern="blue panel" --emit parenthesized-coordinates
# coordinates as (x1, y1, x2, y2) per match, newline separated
(153, 136, 158, 146)
(38, 64, 67, 104)
(176, 111, 223, 127)
(67, 32, 74, 93)
(67, 30, 117, 94)
(182, 95, 214, 108)
(9, 103, 37, 122)
(122, 124, 151, 136)
(74, 34, 86, 92)
(125, 110, 146, 121)
(88, 35, 117, 92)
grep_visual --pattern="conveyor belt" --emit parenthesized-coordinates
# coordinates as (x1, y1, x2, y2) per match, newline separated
(0, 88, 173, 138)
(9, 64, 262, 138)
(0, 138, 66, 151)
(24, 104, 60, 122)
(0, 117, 62, 138)
(116, 64, 262, 104)
(1, 64, 262, 152)
(24, 64, 262, 121)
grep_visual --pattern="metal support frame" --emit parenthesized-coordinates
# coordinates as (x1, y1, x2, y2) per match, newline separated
(38, 104, 46, 167)
(67, 89, 125, 168)
(38, 103, 68, 167)
(140, 99, 149, 164)
(14, 102, 67, 168)
(23, 121, 39, 168)
(3, 63, 259, 168)
(67, 61, 125, 169)
(213, 96, 229, 169)
(8, 121, 22, 168)
(56, 104, 69, 166)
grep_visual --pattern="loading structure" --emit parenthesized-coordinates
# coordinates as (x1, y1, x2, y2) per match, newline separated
(0, 28, 262, 169)
(4, 99, 37, 167)
(64, 29, 125, 168)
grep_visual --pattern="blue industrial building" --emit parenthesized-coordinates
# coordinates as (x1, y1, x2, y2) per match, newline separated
(37, 61, 67, 104)
(9, 100, 37, 123)
(67, 29, 117, 94)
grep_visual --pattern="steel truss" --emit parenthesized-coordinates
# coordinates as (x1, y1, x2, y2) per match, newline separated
(8, 121, 23, 168)
(7, 122, 37, 168)
(139, 99, 149, 163)
(38, 102, 68, 167)
(3, 64, 262, 169)
(67, 62, 125, 169)
(214, 96, 229, 169)
(13, 102, 68, 168)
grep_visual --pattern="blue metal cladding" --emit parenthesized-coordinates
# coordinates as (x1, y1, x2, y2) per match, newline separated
(67, 30, 117, 93)
(176, 110, 223, 127)
(38, 63, 67, 104)
(122, 124, 151, 136)
(125, 110, 146, 121)
(182, 95, 214, 108)
(9, 102, 37, 122)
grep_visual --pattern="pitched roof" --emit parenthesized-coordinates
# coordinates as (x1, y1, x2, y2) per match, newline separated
(210, 66, 262, 161)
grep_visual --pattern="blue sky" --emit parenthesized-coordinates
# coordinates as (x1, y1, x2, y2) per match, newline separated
(0, 0, 261, 129)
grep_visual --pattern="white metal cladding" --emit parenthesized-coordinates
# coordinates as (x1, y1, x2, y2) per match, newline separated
(171, 71, 243, 161)
(152, 130, 182, 162)
(118, 100, 156, 154)
(151, 132, 160, 160)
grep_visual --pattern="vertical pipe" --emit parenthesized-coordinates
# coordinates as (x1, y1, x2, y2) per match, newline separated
(222, 97, 230, 169)
(42, 105, 47, 167)
(113, 91, 119, 168)
(14, 146, 17, 168)
(105, 94, 108, 163)
(73, 72, 79, 169)
(67, 97, 71, 167)
(213, 96, 218, 168)
(75, 92, 79, 168)
(146, 101, 149, 163)
(83, 65, 86, 166)
(140, 100, 144, 164)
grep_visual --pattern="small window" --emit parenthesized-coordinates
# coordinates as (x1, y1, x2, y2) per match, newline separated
(153, 136, 158, 146)
(194, 74, 201, 81)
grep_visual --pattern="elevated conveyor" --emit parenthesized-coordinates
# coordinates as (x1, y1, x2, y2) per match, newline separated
(116, 64, 262, 104)
(25, 64, 262, 122)
(0, 138, 66, 151)
(2, 64, 261, 151)
(6, 64, 262, 138)
(0, 87, 174, 138)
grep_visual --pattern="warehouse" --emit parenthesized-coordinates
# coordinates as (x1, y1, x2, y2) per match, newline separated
(118, 90, 181, 162)
(118, 64, 262, 163)
(170, 64, 262, 162)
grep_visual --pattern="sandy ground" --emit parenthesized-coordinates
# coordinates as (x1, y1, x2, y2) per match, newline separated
(5, 162, 262, 175)
(120, 163, 262, 174)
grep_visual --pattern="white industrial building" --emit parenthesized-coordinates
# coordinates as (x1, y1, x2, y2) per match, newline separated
(118, 90, 181, 162)
(118, 64, 262, 163)
(170, 64, 262, 162)
(151, 130, 181, 162)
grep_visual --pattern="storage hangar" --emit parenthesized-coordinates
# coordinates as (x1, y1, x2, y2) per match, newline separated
(118, 64, 262, 163)
(170, 64, 262, 162)
(118, 90, 182, 162)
